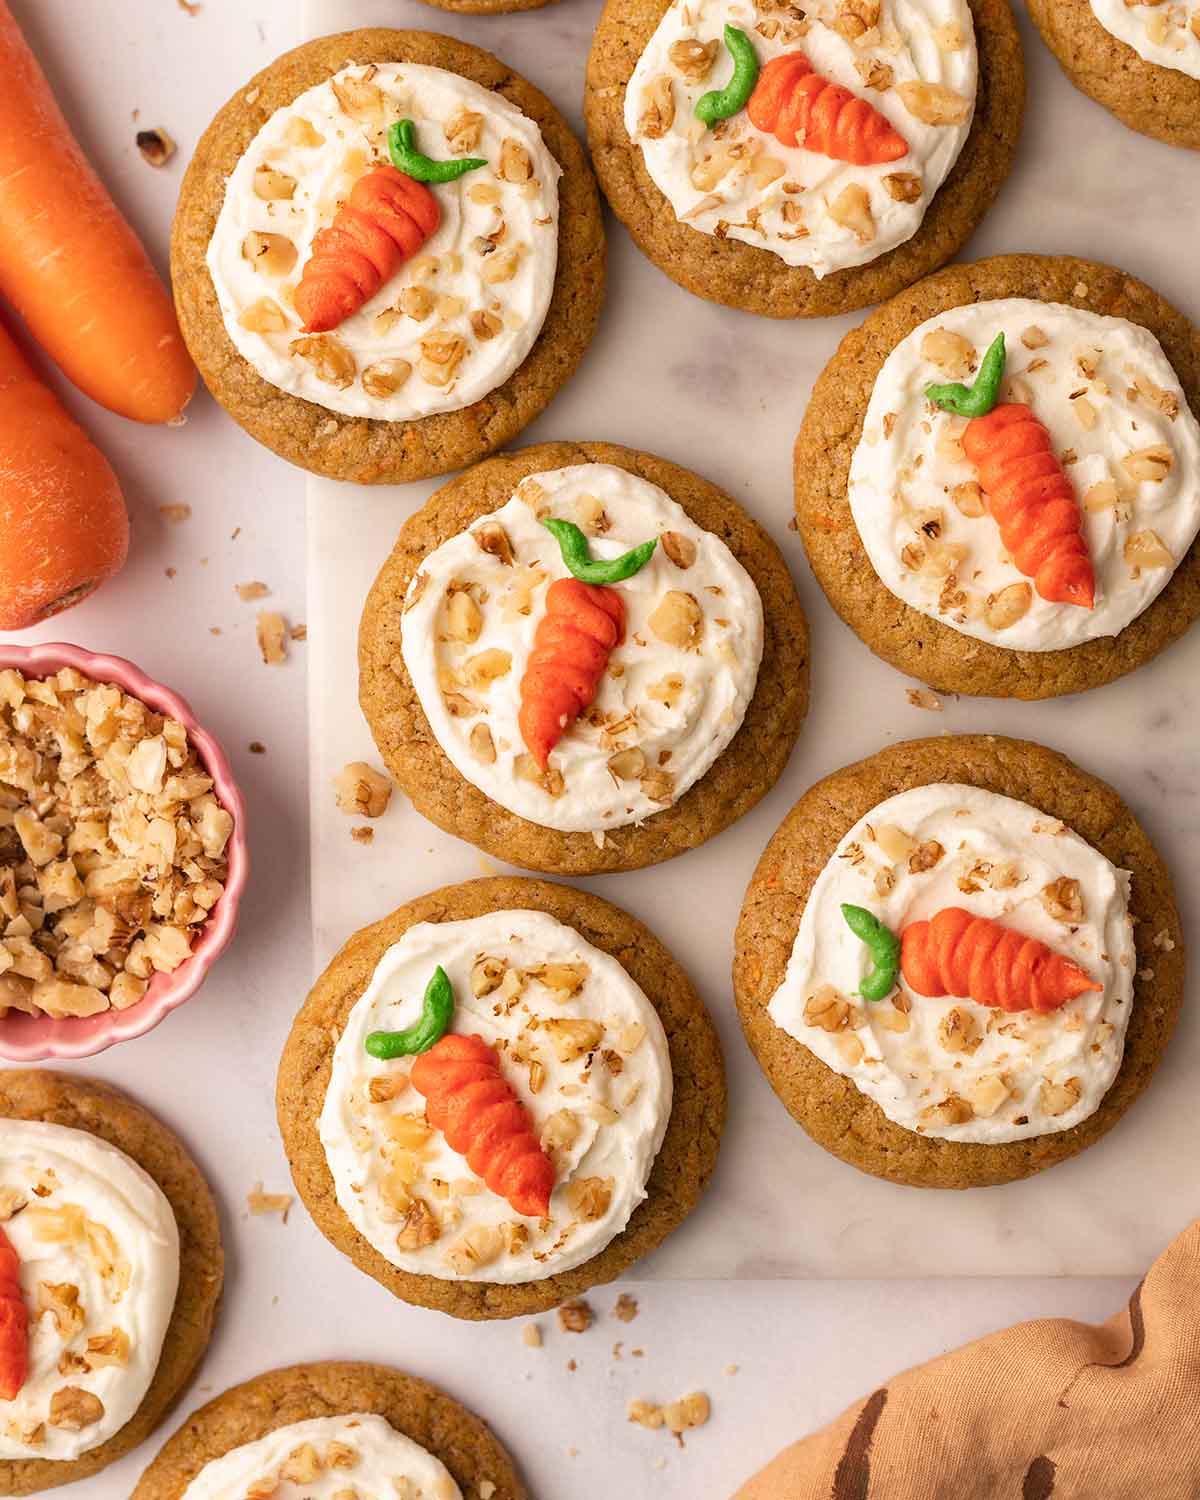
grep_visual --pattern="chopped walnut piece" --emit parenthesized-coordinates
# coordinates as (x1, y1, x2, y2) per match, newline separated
(333, 762, 392, 819)
(1041, 877, 1083, 924)
(246, 1183, 293, 1221)
(906, 688, 941, 711)
(968, 1075, 1009, 1118)
(638, 75, 676, 139)
(445, 108, 483, 154)
(827, 183, 874, 242)
(37, 1281, 86, 1338)
(951, 480, 986, 518)
(362, 359, 412, 399)
(882, 171, 922, 203)
(468, 724, 496, 765)
(543, 1017, 604, 1063)
(498, 138, 533, 183)
(565, 1176, 613, 1222)
(920, 1094, 974, 1127)
(396, 1197, 440, 1251)
(1039, 1076, 1082, 1118)
(558, 1299, 594, 1333)
(444, 1225, 503, 1274)
(614, 1293, 639, 1323)
(418, 333, 467, 386)
(331, 70, 385, 124)
(0, 1187, 27, 1222)
(256, 610, 289, 665)
(804, 984, 851, 1032)
(238, 296, 288, 334)
(938, 1006, 982, 1055)
(659, 531, 697, 569)
(648, 590, 703, 649)
(983, 582, 1032, 631)
(529, 962, 588, 997)
(908, 840, 944, 873)
(669, 38, 718, 78)
(280, 1443, 322, 1483)
(855, 57, 894, 89)
(1121, 530, 1172, 572)
(921, 327, 975, 378)
(473, 521, 515, 566)
(444, 590, 483, 643)
(48, 1387, 104, 1431)
(1121, 445, 1174, 483)
(242, 230, 297, 277)
(896, 80, 971, 124)
(542, 1109, 581, 1152)
(253, 163, 296, 200)
(629, 1399, 665, 1430)
(291, 334, 355, 389)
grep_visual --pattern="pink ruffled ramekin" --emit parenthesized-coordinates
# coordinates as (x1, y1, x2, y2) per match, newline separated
(0, 642, 248, 1061)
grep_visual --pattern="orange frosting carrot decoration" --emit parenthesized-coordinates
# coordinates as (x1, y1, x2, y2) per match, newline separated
(0, 1224, 28, 1401)
(900, 907, 1102, 1015)
(411, 1033, 556, 1218)
(961, 404, 1096, 609)
(293, 166, 440, 333)
(747, 53, 908, 164)
(518, 577, 625, 770)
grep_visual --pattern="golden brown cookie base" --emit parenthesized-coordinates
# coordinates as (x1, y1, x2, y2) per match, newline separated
(418, 0, 556, 12)
(795, 253, 1200, 698)
(171, 30, 605, 484)
(583, 0, 1024, 318)
(0, 1071, 224, 1496)
(733, 735, 1186, 1189)
(277, 877, 726, 1318)
(1028, 0, 1200, 151)
(359, 439, 809, 874)
(131, 1361, 525, 1500)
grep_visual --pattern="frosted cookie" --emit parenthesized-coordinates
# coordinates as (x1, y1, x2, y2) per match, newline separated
(734, 735, 1185, 1188)
(584, 0, 1023, 316)
(1028, 0, 1200, 151)
(131, 1362, 524, 1500)
(276, 877, 725, 1318)
(359, 441, 809, 874)
(172, 30, 605, 483)
(795, 253, 1200, 697)
(0, 1071, 223, 1496)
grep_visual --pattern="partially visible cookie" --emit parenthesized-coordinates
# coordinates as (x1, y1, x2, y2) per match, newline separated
(794, 253, 1200, 698)
(172, 30, 605, 483)
(131, 1361, 525, 1500)
(418, 0, 555, 11)
(585, 0, 1024, 317)
(0, 1071, 223, 1496)
(359, 440, 809, 874)
(1028, 0, 1200, 151)
(733, 735, 1185, 1189)
(277, 876, 726, 1319)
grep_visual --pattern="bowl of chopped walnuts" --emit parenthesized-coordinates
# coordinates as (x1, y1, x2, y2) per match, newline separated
(0, 641, 248, 1060)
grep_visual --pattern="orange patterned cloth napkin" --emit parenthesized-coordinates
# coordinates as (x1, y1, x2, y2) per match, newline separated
(737, 1221, 1200, 1500)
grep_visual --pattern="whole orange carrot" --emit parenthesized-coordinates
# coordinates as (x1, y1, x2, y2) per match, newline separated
(0, 1225, 27, 1401)
(0, 0, 195, 423)
(0, 315, 129, 629)
(900, 907, 1101, 1014)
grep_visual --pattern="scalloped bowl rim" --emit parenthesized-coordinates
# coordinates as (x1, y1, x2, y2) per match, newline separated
(0, 642, 248, 1061)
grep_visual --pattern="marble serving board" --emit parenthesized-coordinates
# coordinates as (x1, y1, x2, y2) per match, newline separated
(308, 0, 1199, 1276)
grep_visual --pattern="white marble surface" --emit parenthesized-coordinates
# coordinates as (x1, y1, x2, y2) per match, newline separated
(0, 0, 1192, 1496)
(310, 0, 1200, 1278)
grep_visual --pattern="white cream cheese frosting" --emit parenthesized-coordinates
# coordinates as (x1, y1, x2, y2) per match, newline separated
(768, 784, 1136, 1144)
(0, 1120, 179, 1462)
(1089, 0, 1200, 80)
(848, 298, 1200, 651)
(207, 62, 560, 420)
(625, 0, 976, 276)
(400, 462, 764, 833)
(319, 909, 672, 1284)
(180, 1413, 461, 1500)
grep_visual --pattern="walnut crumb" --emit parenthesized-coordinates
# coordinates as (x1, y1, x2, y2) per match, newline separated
(613, 1293, 639, 1323)
(333, 762, 392, 818)
(521, 1323, 543, 1348)
(557, 1299, 594, 1333)
(906, 688, 941, 711)
(136, 128, 176, 166)
(256, 611, 289, 664)
(246, 1183, 292, 1221)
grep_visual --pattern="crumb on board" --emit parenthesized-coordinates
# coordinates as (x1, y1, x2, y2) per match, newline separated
(248, 742, 266, 755)
(613, 1293, 639, 1323)
(557, 1299, 594, 1334)
(165, 567, 176, 580)
(906, 688, 942, 711)
(158, 503, 191, 524)
(256, 611, 289, 665)
(629, 1392, 711, 1444)
(137, 128, 176, 166)
(521, 1324, 542, 1349)
(246, 1183, 292, 1222)
(290, 623, 308, 642)
(236, 581, 270, 602)
(350, 826, 374, 846)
